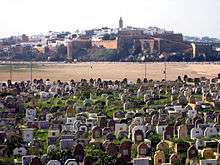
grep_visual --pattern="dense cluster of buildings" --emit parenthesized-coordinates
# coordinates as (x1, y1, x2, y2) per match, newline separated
(0, 18, 220, 62)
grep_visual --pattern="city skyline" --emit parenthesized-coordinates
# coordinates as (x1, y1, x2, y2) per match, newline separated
(0, 0, 220, 38)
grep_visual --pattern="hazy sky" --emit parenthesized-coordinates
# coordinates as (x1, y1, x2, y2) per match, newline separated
(0, 0, 220, 38)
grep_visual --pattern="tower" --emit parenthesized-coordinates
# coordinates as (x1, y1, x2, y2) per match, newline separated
(119, 17, 123, 29)
(67, 41, 73, 63)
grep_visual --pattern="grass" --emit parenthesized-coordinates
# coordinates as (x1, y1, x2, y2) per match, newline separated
(0, 157, 16, 164)
(151, 96, 171, 106)
(193, 94, 202, 101)
(95, 49, 115, 57)
(33, 129, 48, 155)
(35, 129, 48, 141)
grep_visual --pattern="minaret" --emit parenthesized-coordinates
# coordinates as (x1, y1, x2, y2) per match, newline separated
(67, 41, 73, 63)
(119, 17, 123, 30)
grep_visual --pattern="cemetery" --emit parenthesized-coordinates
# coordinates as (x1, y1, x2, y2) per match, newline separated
(1, 75, 220, 164)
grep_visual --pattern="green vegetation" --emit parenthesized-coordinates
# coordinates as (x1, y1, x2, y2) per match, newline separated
(0, 157, 16, 164)
(151, 96, 171, 106)
(95, 49, 115, 58)
(84, 144, 118, 165)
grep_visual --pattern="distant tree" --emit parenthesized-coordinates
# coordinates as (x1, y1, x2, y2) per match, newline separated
(55, 44, 67, 61)
(102, 33, 117, 40)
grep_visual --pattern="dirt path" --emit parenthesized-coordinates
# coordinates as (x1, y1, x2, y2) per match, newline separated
(0, 62, 219, 81)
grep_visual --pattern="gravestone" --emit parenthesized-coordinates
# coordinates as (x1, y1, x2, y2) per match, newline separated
(204, 127, 218, 137)
(126, 112, 135, 120)
(22, 155, 34, 165)
(114, 111, 125, 119)
(154, 150, 165, 165)
(73, 143, 84, 163)
(195, 118, 204, 127)
(0, 131, 6, 144)
(216, 114, 220, 124)
(151, 115, 159, 125)
(218, 143, 220, 154)
(106, 142, 118, 157)
(186, 124, 195, 135)
(115, 123, 127, 137)
(175, 142, 190, 153)
(133, 130, 144, 144)
(156, 141, 169, 152)
(60, 139, 74, 150)
(83, 156, 93, 165)
(97, 116, 107, 129)
(213, 124, 220, 133)
(129, 122, 136, 138)
(201, 148, 215, 159)
(204, 113, 215, 123)
(169, 153, 181, 165)
(26, 109, 36, 122)
(205, 141, 218, 150)
(144, 116, 152, 124)
(187, 110, 197, 119)
(22, 128, 34, 143)
(92, 126, 102, 139)
(118, 131, 128, 140)
(190, 127, 203, 139)
(177, 124, 188, 138)
(133, 117, 143, 125)
(173, 121, 182, 136)
(13, 147, 27, 156)
(47, 160, 61, 165)
(64, 159, 78, 165)
(102, 127, 112, 136)
(199, 159, 217, 165)
(131, 126, 145, 142)
(107, 119, 115, 131)
(133, 158, 150, 165)
(106, 133, 116, 141)
(195, 139, 205, 150)
(119, 141, 132, 162)
(30, 157, 43, 165)
(198, 123, 210, 131)
(78, 125, 88, 134)
(163, 126, 174, 140)
(137, 142, 150, 158)
(187, 145, 198, 160)
(156, 123, 167, 135)
(145, 123, 153, 132)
